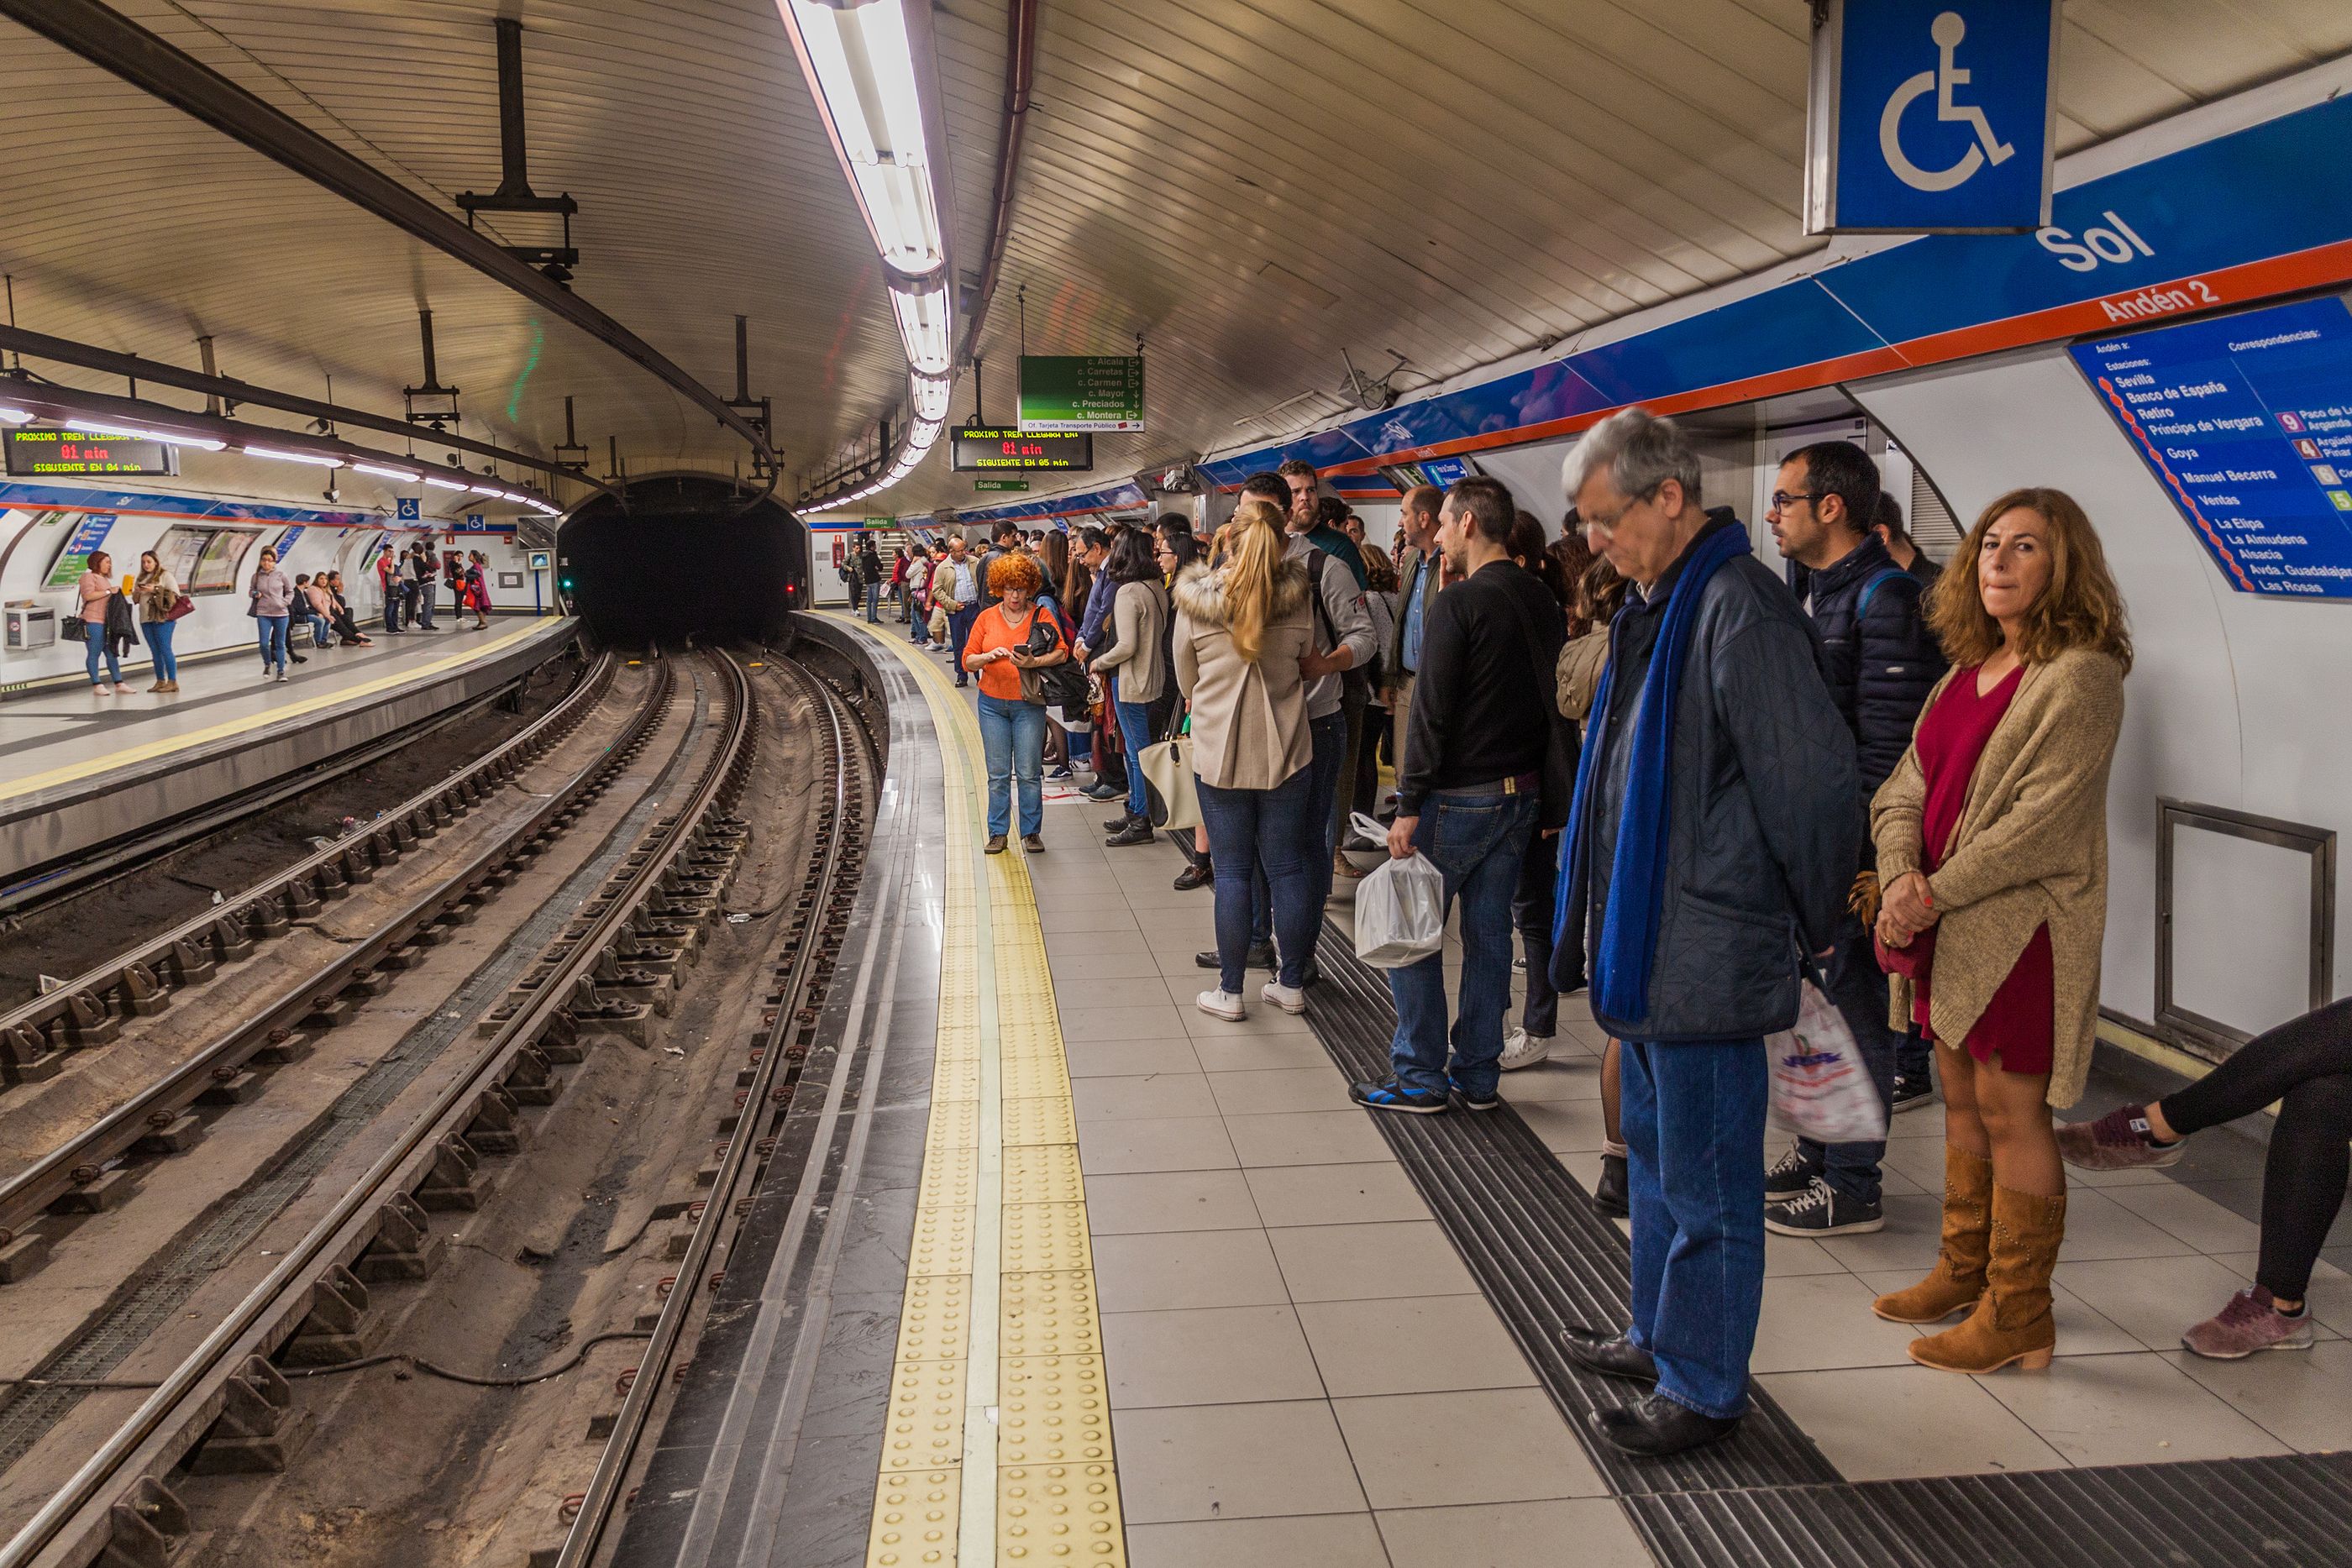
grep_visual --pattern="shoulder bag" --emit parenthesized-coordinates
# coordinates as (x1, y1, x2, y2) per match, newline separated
(1493, 583, 1582, 832)
(1021, 608, 1090, 710)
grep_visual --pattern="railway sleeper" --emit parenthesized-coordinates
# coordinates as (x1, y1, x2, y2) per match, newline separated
(464, 1085, 531, 1156)
(97, 1476, 191, 1568)
(197, 1068, 261, 1107)
(58, 989, 121, 1048)
(52, 1164, 142, 1214)
(187, 1356, 312, 1476)
(245, 900, 291, 941)
(354, 1194, 444, 1282)
(135, 1112, 206, 1156)
(280, 1264, 380, 1366)
(160, 935, 217, 988)
(209, 912, 255, 962)
(2, 1022, 65, 1084)
(414, 1132, 491, 1211)
(108, 963, 170, 1020)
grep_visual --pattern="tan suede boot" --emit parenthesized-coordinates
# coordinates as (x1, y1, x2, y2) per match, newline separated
(1908, 1183, 2065, 1373)
(1872, 1146, 1991, 1324)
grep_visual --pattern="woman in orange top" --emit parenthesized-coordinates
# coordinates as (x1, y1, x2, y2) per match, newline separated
(962, 553, 1068, 855)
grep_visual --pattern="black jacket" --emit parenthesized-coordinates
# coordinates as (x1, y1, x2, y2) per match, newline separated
(1576, 515, 1859, 1043)
(1800, 536, 1946, 802)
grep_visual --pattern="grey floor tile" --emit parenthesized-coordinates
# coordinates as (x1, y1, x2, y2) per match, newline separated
(1044, 926, 1154, 957)
(1977, 1349, 2292, 1466)
(1812, 1193, 1945, 1273)
(1182, 1006, 1320, 1041)
(1208, 1066, 1356, 1116)
(1246, 1162, 1433, 1228)
(1037, 905, 1139, 934)
(1085, 1168, 1263, 1235)
(1063, 1037, 1203, 1079)
(1047, 950, 1174, 982)
(1268, 1219, 1479, 1303)
(1103, 1303, 1326, 1408)
(1332, 1388, 1606, 1507)
(1852, 1267, 2145, 1356)
(1112, 1400, 1369, 1523)
(1225, 1109, 1394, 1168)
(2103, 1179, 2265, 1255)
(1126, 1512, 1390, 1568)
(1079, 1114, 1240, 1175)
(1189, 1033, 1341, 1073)
(1763, 1234, 1848, 1277)
(1495, 1061, 1602, 1102)
(1757, 1365, 2069, 1479)
(2053, 1253, 2269, 1351)
(1376, 1499, 1653, 1568)
(1061, 1004, 1188, 1043)
(1511, 1099, 1609, 1153)
(1056, 974, 1184, 1011)
(1074, 1071, 1220, 1122)
(1750, 1272, 1929, 1374)
(1298, 1294, 1537, 1398)
(1094, 1228, 1291, 1312)
(2051, 1187, 2204, 1261)
(2164, 1339, 2352, 1452)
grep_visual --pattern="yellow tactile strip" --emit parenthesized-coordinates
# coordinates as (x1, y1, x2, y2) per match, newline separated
(830, 614, 1126, 1568)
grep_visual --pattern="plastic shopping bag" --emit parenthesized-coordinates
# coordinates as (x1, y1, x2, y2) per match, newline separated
(1766, 978, 1888, 1144)
(1349, 813, 1445, 968)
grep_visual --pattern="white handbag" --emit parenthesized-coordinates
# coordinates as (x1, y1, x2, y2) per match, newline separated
(1137, 736, 1200, 834)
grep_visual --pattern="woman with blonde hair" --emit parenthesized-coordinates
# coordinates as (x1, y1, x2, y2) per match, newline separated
(1868, 487, 2130, 1373)
(1172, 498, 1316, 1020)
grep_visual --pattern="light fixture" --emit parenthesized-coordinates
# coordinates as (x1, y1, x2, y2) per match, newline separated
(81, 418, 228, 451)
(0, 404, 29, 424)
(910, 370, 950, 423)
(906, 417, 942, 451)
(889, 283, 953, 375)
(465, 483, 506, 496)
(353, 461, 422, 482)
(780, 0, 944, 278)
(243, 444, 342, 467)
(424, 475, 470, 490)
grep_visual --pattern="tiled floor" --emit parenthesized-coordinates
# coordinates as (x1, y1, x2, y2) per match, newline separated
(969, 667, 2344, 1562)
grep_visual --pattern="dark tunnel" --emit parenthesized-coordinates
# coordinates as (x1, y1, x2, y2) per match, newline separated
(556, 474, 809, 645)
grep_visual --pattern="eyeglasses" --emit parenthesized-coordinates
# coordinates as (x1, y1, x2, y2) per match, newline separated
(1580, 485, 1659, 538)
(1770, 490, 1822, 511)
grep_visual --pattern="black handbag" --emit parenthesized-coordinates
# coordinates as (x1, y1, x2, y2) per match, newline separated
(1024, 610, 1090, 710)
(62, 615, 86, 642)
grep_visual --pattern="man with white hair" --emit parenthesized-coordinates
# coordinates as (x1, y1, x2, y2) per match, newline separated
(1551, 406, 1857, 1456)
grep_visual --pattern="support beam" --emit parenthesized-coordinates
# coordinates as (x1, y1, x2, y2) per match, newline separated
(0, 0, 777, 471)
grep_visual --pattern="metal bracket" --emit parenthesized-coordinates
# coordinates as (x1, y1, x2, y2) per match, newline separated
(453, 18, 581, 285)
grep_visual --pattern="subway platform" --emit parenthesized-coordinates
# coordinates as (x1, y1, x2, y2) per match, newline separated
(0, 616, 579, 894)
(616, 610, 2352, 1568)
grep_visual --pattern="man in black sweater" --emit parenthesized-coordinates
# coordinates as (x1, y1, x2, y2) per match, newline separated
(1350, 475, 1567, 1116)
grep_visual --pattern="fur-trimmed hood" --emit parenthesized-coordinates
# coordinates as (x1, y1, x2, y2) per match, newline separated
(1171, 558, 1311, 628)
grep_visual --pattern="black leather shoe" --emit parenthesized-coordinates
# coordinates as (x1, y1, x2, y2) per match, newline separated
(1561, 1326, 1656, 1384)
(1103, 811, 1137, 831)
(1195, 942, 1275, 971)
(1593, 1152, 1630, 1219)
(1172, 863, 1212, 892)
(1105, 821, 1155, 847)
(1589, 1393, 1740, 1458)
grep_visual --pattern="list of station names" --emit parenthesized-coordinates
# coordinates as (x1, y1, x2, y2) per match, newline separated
(2072, 295, 2352, 600)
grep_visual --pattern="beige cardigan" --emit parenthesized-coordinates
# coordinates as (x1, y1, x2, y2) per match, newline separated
(1091, 579, 1168, 704)
(1870, 647, 2125, 1107)
(1171, 560, 1313, 790)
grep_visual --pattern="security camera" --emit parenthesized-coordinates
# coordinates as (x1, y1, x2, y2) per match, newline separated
(323, 484, 341, 502)
(446, 452, 462, 466)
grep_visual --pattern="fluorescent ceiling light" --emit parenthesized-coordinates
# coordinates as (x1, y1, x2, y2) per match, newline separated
(244, 444, 341, 467)
(890, 284, 952, 375)
(353, 462, 421, 481)
(82, 418, 228, 451)
(465, 483, 505, 496)
(910, 372, 950, 422)
(785, 0, 943, 277)
(907, 417, 942, 450)
(423, 475, 469, 490)
(0, 405, 29, 424)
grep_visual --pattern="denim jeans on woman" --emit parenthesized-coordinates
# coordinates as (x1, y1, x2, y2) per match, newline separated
(1114, 696, 1152, 819)
(256, 614, 291, 674)
(977, 693, 1046, 838)
(143, 618, 178, 684)
(84, 629, 122, 687)
(1385, 791, 1537, 1100)
(1195, 768, 1318, 994)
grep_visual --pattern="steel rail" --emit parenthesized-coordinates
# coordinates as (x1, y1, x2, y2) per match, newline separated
(0, 0, 780, 473)
(554, 658, 858, 1567)
(0, 648, 755, 1568)
(0, 646, 609, 1093)
(0, 653, 664, 1251)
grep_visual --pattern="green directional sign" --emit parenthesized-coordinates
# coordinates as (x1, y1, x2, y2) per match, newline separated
(974, 478, 1031, 493)
(1018, 355, 1145, 433)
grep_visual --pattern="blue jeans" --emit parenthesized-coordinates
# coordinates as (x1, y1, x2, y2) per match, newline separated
(1114, 697, 1152, 819)
(381, 583, 402, 632)
(1794, 913, 1899, 1205)
(978, 694, 1046, 837)
(84, 630, 122, 686)
(306, 613, 333, 649)
(1383, 792, 1537, 1098)
(1513, 827, 1562, 1036)
(1197, 770, 1318, 994)
(949, 606, 979, 681)
(257, 615, 290, 673)
(909, 601, 928, 642)
(864, 581, 882, 621)
(1621, 1037, 1768, 1420)
(1250, 710, 1349, 947)
(143, 618, 177, 683)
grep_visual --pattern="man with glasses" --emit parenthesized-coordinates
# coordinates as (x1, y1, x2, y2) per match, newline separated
(1387, 485, 1444, 794)
(1762, 441, 1946, 1236)
(1554, 407, 1855, 1458)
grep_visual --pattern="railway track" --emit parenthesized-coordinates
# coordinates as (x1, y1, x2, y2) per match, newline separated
(0, 644, 871, 1568)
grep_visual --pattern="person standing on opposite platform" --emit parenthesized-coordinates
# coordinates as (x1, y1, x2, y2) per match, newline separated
(932, 537, 979, 686)
(1348, 475, 1568, 1118)
(1553, 407, 1856, 1458)
(1761, 440, 1946, 1238)
(1172, 498, 1318, 1022)
(376, 543, 403, 634)
(408, 543, 439, 631)
(859, 538, 885, 622)
(249, 546, 297, 684)
(1386, 484, 1445, 789)
(136, 551, 183, 693)
(1868, 489, 2128, 1376)
(77, 549, 132, 695)
(961, 552, 1067, 856)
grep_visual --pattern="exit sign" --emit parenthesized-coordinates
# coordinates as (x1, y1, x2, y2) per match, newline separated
(974, 479, 1031, 493)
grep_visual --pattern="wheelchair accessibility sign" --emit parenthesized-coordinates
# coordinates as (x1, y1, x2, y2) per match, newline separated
(1806, 0, 2057, 234)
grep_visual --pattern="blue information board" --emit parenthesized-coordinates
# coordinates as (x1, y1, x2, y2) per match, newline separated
(2071, 296, 2352, 600)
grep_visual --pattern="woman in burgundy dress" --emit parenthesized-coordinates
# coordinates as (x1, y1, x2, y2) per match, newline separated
(1866, 488, 2130, 1374)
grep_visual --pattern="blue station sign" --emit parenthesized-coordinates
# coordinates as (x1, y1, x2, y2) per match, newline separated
(1806, 0, 2058, 234)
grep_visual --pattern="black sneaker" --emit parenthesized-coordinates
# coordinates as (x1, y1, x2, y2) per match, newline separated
(1593, 1152, 1630, 1218)
(1105, 820, 1155, 847)
(1349, 1078, 1449, 1115)
(1891, 1072, 1938, 1114)
(1081, 781, 1123, 801)
(1195, 942, 1275, 971)
(1449, 1078, 1500, 1112)
(1763, 1177, 1884, 1236)
(1765, 1146, 1819, 1203)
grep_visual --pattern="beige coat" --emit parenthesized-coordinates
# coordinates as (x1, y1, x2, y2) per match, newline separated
(1091, 579, 1168, 704)
(1171, 559, 1314, 791)
(1556, 628, 1609, 725)
(1870, 648, 2125, 1107)
(929, 554, 975, 612)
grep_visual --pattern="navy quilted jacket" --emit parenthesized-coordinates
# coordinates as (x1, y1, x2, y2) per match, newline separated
(1799, 536, 1947, 802)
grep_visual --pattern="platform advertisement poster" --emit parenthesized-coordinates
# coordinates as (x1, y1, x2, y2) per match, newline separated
(1804, 0, 2057, 233)
(1017, 356, 1145, 433)
(44, 514, 115, 588)
(273, 525, 305, 558)
(2071, 295, 2352, 601)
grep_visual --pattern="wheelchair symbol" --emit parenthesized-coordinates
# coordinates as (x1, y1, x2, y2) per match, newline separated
(1879, 12, 2014, 193)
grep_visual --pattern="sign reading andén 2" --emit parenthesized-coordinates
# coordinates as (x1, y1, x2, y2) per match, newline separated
(1807, 0, 2058, 234)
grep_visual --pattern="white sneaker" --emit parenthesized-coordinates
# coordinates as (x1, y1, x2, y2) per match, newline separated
(1260, 981, 1307, 1015)
(1195, 989, 1247, 1021)
(1499, 1028, 1553, 1071)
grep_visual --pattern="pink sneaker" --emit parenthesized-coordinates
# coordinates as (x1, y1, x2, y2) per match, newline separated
(2181, 1287, 2314, 1360)
(2055, 1104, 2185, 1172)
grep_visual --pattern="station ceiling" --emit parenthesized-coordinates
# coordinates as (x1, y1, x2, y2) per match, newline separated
(0, 0, 2344, 519)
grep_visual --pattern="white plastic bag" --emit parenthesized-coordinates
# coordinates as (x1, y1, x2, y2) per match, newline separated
(1349, 812, 1446, 968)
(1766, 979, 1888, 1144)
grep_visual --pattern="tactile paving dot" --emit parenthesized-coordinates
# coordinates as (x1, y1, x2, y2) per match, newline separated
(1000, 1270, 1101, 1359)
(1001, 1097, 1079, 1148)
(918, 1146, 979, 1209)
(879, 1360, 966, 1471)
(867, 1467, 958, 1567)
(999, 1462, 1125, 1564)
(927, 1097, 980, 1149)
(929, 1055, 982, 1099)
(997, 1355, 1111, 1466)
(1002, 1145, 1085, 1205)
(907, 1204, 977, 1277)
(896, 1274, 971, 1363)
(1000, 1052, 1073, 1100)
(1001, 1203, 1093, 1274)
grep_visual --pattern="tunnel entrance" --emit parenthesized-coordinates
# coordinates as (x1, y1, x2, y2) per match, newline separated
(557, 473, 808, 645)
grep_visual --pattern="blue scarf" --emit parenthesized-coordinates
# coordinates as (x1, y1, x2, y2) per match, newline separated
(1556, 522, 1751, 1022)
